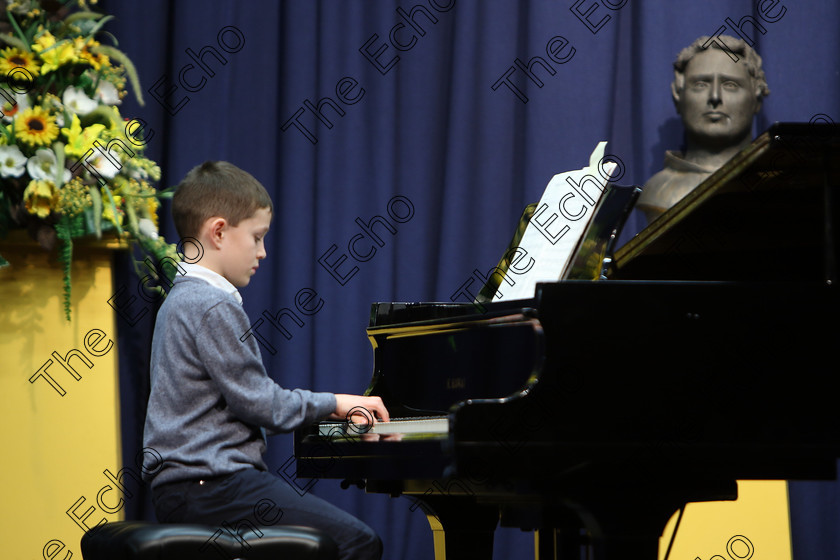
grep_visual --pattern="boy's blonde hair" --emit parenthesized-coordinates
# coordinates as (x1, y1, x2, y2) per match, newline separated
(172, 161, 273, 239)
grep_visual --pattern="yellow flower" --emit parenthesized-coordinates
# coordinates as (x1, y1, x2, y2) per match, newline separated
(60, 113, 106, 158)
(102, 192, 124, 227)
(15, 106, 59, 146)
(56, 177, 93, 217)
(118, 178, 160, 226)
(0, 47, 40, 77)
(23, 179, 57, 218)
(74, 37, 110, 71)
(144, 196, 160, 227)
(32, 31, 77, 73)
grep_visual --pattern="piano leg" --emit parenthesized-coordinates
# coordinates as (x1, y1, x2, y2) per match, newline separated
(525, 507, 585, 560)
(535, 526, 583, 560)
(413, 495, 499, 560)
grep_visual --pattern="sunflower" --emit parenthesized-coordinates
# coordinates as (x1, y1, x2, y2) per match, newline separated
(1, 87, 29, 122)
(15, 106, 59, 146)
(74, 37, 110, 71)
(0, 47, 41, 77)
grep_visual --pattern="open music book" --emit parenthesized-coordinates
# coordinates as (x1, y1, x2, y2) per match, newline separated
(493, 142, 617, 301)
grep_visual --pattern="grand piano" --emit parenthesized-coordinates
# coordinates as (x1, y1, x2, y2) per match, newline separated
(294, 123, 840, 559)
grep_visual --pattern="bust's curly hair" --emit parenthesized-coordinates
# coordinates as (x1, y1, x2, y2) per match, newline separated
(672, 35, 770, 101)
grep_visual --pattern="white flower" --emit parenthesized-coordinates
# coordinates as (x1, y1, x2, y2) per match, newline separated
(94, 80, 121, 105)
(89, 150, 121, 180)
(62, 86, 98, 116)
(0, 145, 27, 178)
(127, 163, 149, 180)
(1, 89, 30, 123)
(138, 218, 158, 240)
(43, 95, 65, 127)
(26, 148, 72, 184)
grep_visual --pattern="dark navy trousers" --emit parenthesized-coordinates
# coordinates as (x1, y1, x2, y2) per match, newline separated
(152, 468, 382, 560)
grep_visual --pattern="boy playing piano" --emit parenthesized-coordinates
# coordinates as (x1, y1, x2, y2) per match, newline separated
(142, 161, 389, 560)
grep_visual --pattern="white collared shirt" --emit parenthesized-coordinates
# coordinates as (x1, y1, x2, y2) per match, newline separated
(181, 262, 243, 305)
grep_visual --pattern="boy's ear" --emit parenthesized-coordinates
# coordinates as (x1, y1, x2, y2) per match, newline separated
(206, 217, 228, 249)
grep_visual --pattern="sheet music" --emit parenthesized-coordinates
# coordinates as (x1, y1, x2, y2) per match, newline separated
(493, 142, 616, 301)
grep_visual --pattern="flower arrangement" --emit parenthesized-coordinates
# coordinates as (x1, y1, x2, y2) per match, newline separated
(0, 0, 177, 319)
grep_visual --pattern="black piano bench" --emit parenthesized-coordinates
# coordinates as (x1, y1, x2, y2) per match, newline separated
(80, 521, 339, 560)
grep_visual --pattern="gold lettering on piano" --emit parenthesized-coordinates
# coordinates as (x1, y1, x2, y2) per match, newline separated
(446, 377, 466, 389)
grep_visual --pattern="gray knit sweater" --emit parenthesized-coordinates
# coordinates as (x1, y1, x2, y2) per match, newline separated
(142, 275, 336, 488)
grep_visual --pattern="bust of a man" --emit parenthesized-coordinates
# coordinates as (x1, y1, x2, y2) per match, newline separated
(636, 35, 770, 222)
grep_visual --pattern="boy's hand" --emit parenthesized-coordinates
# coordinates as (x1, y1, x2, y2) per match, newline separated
(331, 394, 390, 428)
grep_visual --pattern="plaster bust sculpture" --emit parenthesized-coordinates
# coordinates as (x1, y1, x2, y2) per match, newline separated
(636, 35, 770, 222)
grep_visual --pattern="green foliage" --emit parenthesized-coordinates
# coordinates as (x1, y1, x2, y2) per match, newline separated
(54, 213, 85, 320)
(55, 216, 73, 321)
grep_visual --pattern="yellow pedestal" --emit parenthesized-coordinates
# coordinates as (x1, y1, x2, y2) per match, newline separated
(658, 480, 792, 560)
(0, 233, 125, 559)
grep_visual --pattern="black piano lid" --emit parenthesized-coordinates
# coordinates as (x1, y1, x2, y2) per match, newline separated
(613, 122, 840, 283)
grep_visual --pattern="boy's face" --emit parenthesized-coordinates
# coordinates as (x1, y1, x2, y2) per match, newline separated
(219, 207, 272, 287)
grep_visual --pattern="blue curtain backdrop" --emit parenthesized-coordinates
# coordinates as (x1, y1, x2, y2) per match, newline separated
(100, 1, 840, 558)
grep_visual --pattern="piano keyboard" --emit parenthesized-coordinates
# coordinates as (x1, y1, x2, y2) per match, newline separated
(318, 416, 449, 436)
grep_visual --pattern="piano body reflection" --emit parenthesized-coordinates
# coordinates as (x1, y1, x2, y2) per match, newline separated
(295, 123, 840, 559)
